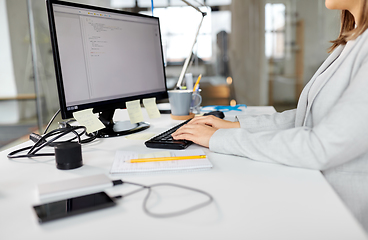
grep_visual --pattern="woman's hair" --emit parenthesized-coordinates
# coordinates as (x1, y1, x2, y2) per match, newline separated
(329, 1, 368, 52)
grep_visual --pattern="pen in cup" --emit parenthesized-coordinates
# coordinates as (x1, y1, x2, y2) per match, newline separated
(193, 74, 202, 92)
(191, 74, 202, 114)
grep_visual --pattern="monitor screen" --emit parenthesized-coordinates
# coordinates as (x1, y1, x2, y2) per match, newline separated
(46, 0, 167, 137)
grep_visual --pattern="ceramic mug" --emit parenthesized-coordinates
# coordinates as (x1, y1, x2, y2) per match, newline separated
(168, 90, 202, 116)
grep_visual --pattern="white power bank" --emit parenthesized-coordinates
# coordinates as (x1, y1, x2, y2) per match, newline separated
(38, 174, 114, 202)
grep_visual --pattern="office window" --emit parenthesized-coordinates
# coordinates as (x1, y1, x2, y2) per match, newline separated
(169, 0, 191, 6)
(142, 6, 212, 64)
(206, 0, 231, 6)
(110, 0, 135, 8)
(265, 3, 285, 59)
(138, 0, 168, 7)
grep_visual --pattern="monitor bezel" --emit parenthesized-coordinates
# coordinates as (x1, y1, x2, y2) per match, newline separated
(46, 0, 168, 119)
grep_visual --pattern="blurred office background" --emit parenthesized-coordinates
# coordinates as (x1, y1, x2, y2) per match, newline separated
(0, 0, 339, 150)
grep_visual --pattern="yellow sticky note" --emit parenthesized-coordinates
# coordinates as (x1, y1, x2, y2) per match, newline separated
(143, 98, 161, 119)
(126, 100, 144, 124)
(72, 108, 105, 133)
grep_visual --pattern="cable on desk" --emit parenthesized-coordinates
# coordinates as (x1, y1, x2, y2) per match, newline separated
(142, 183, 213, 218)
(114, 180, 214, 218)
(7, 125, 96, 159)
(43, 109, 61, 134)
(7, 108, 98, 159)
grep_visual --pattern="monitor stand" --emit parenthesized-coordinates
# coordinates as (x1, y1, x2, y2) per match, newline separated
(95, 109, 149, 138)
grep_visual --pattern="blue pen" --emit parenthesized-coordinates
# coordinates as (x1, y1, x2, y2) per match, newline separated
(201, 104, 247, 112)
(151, 0, 154, 16)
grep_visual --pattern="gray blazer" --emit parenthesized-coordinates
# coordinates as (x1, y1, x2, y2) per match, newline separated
(210, 30, 368, 231)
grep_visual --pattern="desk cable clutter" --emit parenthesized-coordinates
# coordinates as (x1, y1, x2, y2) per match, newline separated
(6, 97, 161, 167)
(7, 109, 96, 169)
(6, 109, 214, 218)
(7, 95, 166, 170)
(37, 174, 214, 218)
(6, 95, 165, 162)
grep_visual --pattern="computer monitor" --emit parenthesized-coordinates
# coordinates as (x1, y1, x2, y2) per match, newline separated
(46, 0, 168, 138)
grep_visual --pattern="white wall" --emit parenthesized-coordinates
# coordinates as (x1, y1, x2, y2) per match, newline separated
(0, 0, 16, 96)
(0, 0, 20, 123)
(7, 0, 38, 122)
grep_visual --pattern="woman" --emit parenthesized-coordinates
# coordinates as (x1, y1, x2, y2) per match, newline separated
(172, 0, 368, 232)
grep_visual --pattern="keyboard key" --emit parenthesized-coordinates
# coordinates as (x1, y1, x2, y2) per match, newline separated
(145, 119, 193, 149)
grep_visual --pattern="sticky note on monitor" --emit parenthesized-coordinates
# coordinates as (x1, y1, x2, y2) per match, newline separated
(143, 98, 161, 119)
(72, 108, 105, 133)
(126, 100, 144, 124)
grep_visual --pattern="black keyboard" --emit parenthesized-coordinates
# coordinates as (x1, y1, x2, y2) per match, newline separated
(145, 119, 193, 149)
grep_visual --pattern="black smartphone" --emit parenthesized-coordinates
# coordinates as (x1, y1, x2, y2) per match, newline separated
(33, 192, 116, 223)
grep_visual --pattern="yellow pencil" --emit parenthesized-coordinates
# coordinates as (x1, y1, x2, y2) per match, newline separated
(193, 74, 202, 92)
(130, 155, 206, 163)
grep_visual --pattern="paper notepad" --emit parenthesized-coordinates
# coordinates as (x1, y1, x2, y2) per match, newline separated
(110, 149, 212, 174)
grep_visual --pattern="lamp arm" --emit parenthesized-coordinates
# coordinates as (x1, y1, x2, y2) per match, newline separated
(181, 0, 204, 15)
(176, 15, 205, 89)
(175, 0, 207, 89)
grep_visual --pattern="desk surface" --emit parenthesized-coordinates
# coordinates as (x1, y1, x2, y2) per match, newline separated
(0, 107, 367, 240)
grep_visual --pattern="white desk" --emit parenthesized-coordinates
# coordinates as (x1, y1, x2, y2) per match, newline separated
(0, 107, 367, 240)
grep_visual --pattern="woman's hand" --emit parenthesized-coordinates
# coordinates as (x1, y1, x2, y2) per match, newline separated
(172, 124, 217, 148)
(188, 115, 240, 129)
(172, 115, 240, 148)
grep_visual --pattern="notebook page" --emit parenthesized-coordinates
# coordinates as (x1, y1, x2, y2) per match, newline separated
(110, 149, 212, 174)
